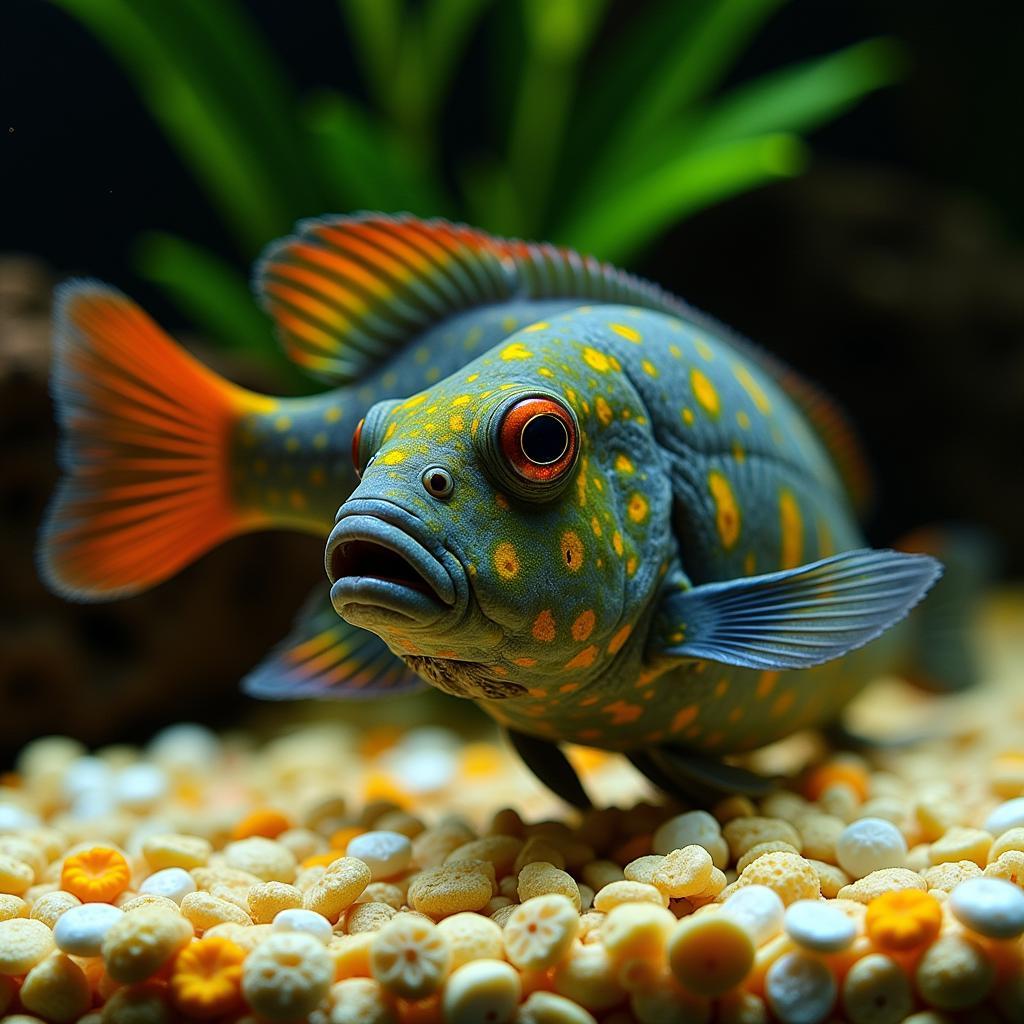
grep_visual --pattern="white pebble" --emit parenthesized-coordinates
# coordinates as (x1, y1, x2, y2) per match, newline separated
(61, 757, 113, 801)
(653, 810, 728, 868)
(272, 908, 333, 944)
(722, 885, 785, 946)
(765, 951, 837, 1024)
(139, 867, 196, 904)
(148, 723, 220, 771)
(784, 899, 857, 953)
(836, 818, 907, 878)
(385, 748, 457, 794)
(347, 831, 412, 880)
(68, 789, 117, 821)
(53, 902, 125, 957)
(114, 764, 168, 809)
(984, 798, 1024, 837)
(442, 959, 521, 1024)
(949, 877, 1024, 939)
(0, 805, 40, 833)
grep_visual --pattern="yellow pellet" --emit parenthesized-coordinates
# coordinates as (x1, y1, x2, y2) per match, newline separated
(142, 833, 211, 871)
(247, 880, 302, 924)
(592, 880, 668, 912)
(652, 845, 714, 899)
(518, 862, 582, 911)
(408, 863, 493, 918)
(504, 894, 580, 970)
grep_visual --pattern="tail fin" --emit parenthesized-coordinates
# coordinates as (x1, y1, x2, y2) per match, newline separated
(39, 282, 272, 600)
(898, 526, 996, 693)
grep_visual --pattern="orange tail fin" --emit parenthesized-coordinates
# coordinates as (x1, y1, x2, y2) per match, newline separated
(40, 282, 271, 600)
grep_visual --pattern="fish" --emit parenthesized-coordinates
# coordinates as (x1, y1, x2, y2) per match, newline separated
(40, 213, 974, 806)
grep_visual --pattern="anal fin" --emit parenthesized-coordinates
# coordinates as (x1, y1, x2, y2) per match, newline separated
(633, 747, 776, 803)
(506, 730, 592, 810)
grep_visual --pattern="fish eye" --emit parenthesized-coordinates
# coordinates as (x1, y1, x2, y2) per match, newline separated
(351, 417, 366, 479)
(499, 397, 577, 482)
(422, 466, 454, 500)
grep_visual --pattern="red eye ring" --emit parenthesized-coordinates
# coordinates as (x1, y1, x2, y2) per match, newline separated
(499, 397, 577, 482)
(351, 417, 365, 478)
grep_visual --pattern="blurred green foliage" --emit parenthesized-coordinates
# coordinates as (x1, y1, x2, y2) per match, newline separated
(55, 0, 899, 375)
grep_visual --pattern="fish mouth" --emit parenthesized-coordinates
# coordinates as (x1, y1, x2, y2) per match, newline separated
(326, 507, 456, 626)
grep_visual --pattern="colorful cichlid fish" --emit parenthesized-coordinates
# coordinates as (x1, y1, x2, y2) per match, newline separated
(41, 214, 972, 805)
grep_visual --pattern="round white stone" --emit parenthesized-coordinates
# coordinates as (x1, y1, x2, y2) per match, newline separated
(653, 810, 721, 855)
(984, 798, 1024, 837)
(114, 764, 168, 809)
(949, 877, 1024, 939)
(139, 867, 197, 904)
(346, 830, 412, 880)
(722, 884, 786, 946)
(784, 899, 857, 953)
(271, 908, 333, 944)
(53, 902, 125, 957)
(836, 818, 907, 878)
(765, 951, 837, 1024)
(0, 804, 40, 833)
(148, 723, 221, 771)
(61, 757, 113, 801)
(385, 748, 457, 794)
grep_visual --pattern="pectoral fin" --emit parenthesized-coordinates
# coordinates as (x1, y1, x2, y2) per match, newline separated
(650, 548, 942, 670)
(506, 730, 592, 810)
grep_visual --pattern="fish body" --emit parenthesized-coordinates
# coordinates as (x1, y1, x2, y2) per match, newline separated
(41, 214, 967, 804)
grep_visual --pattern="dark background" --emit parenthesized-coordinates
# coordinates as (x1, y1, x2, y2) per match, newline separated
(2, 0, 1022, 759)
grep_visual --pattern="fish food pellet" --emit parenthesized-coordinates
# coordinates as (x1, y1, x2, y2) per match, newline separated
(915, 933, 995, 1010)
(836, 819, 908, 879)
(668, 913, 755, 996)
(864, 888, 942, 952)
(241, 931, 333, 1020)
(346, 830, 412, 880)
(52, 902, 123, 957)
(0, 854, 35, 896)
(20, 952, 92, 1023)
(503, 894, 579, 971)
(436, 911, 504, 970)
(271, 906, 333, 943)
(142, 833, 211, 871)
(840, 953, 913, 1024)
(722, 884, 786, 946)
(442, 958, 521, 1024)
(409, 863, 493, 917)
(517, 862, 581, 910)
(783, 899, 856, 953)
(592, 879, 667, 911)
(170, 935, 246, 1019)
(765, 951, 837, 1024)
(101, 904, 193, 982)
(139, 866, 197, 904)
(600, 903, 675, 985)
(370, 913, 451, 999)
(948, 876, 1024, 938)
(984, 797, 1024, 836)
(0, 894, 27, 921)
(29, 890, 80, 929)
(518, 989, 599, 1024)
(737, 851, 821, 904)
(0, 918, 55, 975)
(303, 856, 372, 921)
(222, 836, 297, 883)
(651, 844, 713, 898)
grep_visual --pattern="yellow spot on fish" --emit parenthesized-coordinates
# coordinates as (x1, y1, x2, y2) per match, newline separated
(494, 542, 520, 579)
(402, 395, 426, 410)
(324, 407, 342, 424)
(641, 359, 658, 377)
(590, 516, 602, 537)
(538, 367, 554, 378)
(561, 531, 584, 571)
(714, 679, 729, 699)
(671, 705, 698, 732)
(608, 624, 632, 655)
(425, 367, 440, 382)
(690, 368, 720, 417)
(695, 338, 714, 361)
(381, 450, 407, 465)
(313, 432, 327, 450)
(583, 347, 611, 373)
(708, 470, 740, 549)
(495, 493, 509, 510)
(384, 422, 397, 441)
(572, 610, 596, 642)
(681, 408, 695, 426)
(626, 556, 637, 575)
(502, 342, 533, 361)
(595, 396, 613, 425)
(449, 414, 464, 432)
(565, 645, 598, 670)
(744, 552, 756, 575)
(734, 363, 772, 414)
(627, 493, 649, 523)
(610, 323, 641, 343)
(732, 440, 746, 463)
(471, 418, 480, 437)
(523, 321, 549, 333)
(669, 344, 682, 358)
(467, 373, 480, 383)
(612, 531, 624, 556)
(604, 701, 642, 725)
(274, 416, 291, 432)
(615, 454, 634, 474)
(532, 610, 556, 642)
(559, 682, 578, 694)
(527, 688, 545, 699)
(756, 671, 779, 698)
(502, 316, 518, 332)
(779, 489, 803, 569)
(516, 658, 538, 667)
(736, 410, 751, 430)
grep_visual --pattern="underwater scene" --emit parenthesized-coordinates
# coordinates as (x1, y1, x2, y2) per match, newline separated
(3, 1, 1024, 1021)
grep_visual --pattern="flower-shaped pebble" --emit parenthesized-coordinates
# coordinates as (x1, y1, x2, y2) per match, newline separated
(171, 936, 247, 1019)
(241, 931, 333, 1020)
(865, 889, 942, 952)
(503, 894, 580, 971)
(370, 913, 451, 999)
(61, 846, 131, 903)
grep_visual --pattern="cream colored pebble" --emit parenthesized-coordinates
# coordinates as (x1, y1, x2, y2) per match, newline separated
(223, 836, 297, 883)
(358, 882, 404, 910)
(622, 855, 663, 886)
(600, 903, 675, 986)
(446, 835, 522, 877)
(330, 930, 375, 980)
(551, 942, 625, 1014)
(593, 880, 667, 912)
(668, 913, 756, 996)
(248, 881, 303, 923)
(795, 813, 845, 863)
(411, 823, 476, 868)
(408, 863, 493, 918)
(735, 841, 800, 876)
(928, 828, 993, 869)
(0, 855, 35, 897)
(436, 912, 504, 970)
(915, 934, 995, 1010)
(736, 852, 820, 905)
(29, 890, 80, 929)
(142, 833, 211, 871)
(653, 811, 729, 869)
(326, 977, 395, 1024)
(504, 894, 579, 970)
(582, 860, 624, 891)
(840, 952, 913, 1024)
(0, 839, 45, 881)
(988, 826, 1024, 862)
(808, 859, 850, 899)
(490, 904, 518, 928)
(485, 896, 512, 915)
(304, 857, 372, 922)
(714, 796, 757, 824)
(344, 901, 396, 934)
(518, 862, 581, 911)
(191, 865, 262, 890)
(442, 958, 521, 1024)
(984, 850, 1024, 887)
(915, 796, 961, 843)
(651, 845, 714, 899)
(242, 930, 334, 1020)
(723, 817, 802, 859)
(370, 913, 451, 999)
(716, 989, 769, 1024)
(514, 836, 566, 874)
(837, 867, 926, 904)
(0, 895, 27, 921)
(100, 982, 171, 1024)
(630, 972, 713, 1024)
(924, 860, 983, 893)
(180, 890, 252, 931)
(19, 952, 91, 1024)
(517, 989, 599, 1024)
(0, 918, 55, 975)
(276, 827, 326, 863)
(118, 893, 179, 915)
(101, 905, 192, 983)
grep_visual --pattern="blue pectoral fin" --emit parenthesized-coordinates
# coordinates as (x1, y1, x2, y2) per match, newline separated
(650, 549, 943, 670)
(242, 588, 426, 700)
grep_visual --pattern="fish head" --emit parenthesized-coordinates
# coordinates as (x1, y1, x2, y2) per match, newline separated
(326, 323, 674, 700)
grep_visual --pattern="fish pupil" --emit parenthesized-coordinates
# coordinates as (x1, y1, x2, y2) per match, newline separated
(521, 414, 568, 465)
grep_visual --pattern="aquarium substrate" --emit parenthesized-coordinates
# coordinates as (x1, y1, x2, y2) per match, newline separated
(1, 605, 1024, 1023)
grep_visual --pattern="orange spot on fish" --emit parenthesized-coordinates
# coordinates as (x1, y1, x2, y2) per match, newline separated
(708, 471, 740, 549)
(757, 671, 780, 698)
(671, 705, 699, 732)
(565, 645, 598, 670)
(572, 610, 596, 642)
(608, 624, 632, 655)
(604, 701, 643, 725)
(532, 610, 556, 642)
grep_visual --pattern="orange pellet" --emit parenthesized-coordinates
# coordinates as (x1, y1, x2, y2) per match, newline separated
(359, 726, 403, 759)
(301, 850, 350, 870)
(61, 846, 131, 903)
(362, 771, 412, 808)
(461, 744, 502, 778)
(865, 888, 943, 952)
(330, 827, 366, 850)
(170, 935, 246, 1019)
(804, 760, 869, 802)
(232, 809, 293, 840)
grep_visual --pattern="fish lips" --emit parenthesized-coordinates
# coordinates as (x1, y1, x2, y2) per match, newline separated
(326, 505, 458, 627)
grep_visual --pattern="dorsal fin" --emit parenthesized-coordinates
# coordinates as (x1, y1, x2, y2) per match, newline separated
(255, 213, 872, 515)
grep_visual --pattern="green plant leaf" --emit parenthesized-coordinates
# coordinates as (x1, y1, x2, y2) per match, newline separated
(556, 133, 805, 263)
(338, 0, 403, 113)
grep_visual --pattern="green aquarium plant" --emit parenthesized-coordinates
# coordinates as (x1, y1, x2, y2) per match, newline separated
(55, 0, 900, 375)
